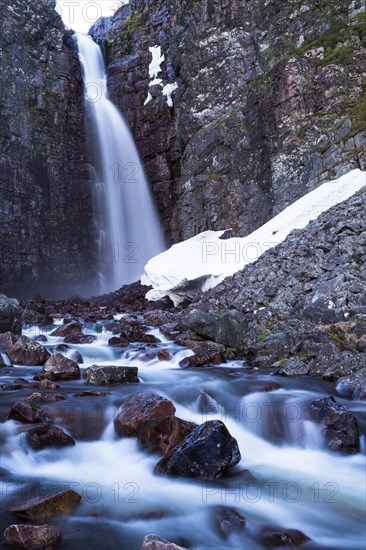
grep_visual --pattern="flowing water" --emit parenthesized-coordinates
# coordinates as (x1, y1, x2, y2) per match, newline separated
(0, 320, 365, 549)
(74, 33, 165, 293)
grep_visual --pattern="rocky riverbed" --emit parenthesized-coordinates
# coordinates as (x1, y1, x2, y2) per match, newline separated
(1, 185, 365, 549)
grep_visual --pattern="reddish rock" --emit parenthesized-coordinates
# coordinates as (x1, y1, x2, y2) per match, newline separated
(157, 349, 172, 361)
(4, 524, 62, 549)
(137, 416, 197, 455)
(27, 424, 75, 450)
(26, 392, 65, 402)
(114, 392, 176, 437)
(50, 320, 81, 337)
(179, 342, 226, 368)
(7, 336, 50, 366)
(43, 353, 81, 380)
(154, 420, 241, 480)
(11, 489, 81, 520)
(258, 527, 310, 547)
(64, 332, 96, 344)
(8, 401, 46, 424)
(108, 336, 129, 347)
(212, 506, 246, 537)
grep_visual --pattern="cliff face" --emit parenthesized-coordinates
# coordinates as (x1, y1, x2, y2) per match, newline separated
(0, 0, 96, 298)
(92, 0, 366, 243)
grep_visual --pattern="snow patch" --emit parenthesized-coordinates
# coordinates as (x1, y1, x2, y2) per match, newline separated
(141, 169, 366, 306)
(144, 46, 179, 108)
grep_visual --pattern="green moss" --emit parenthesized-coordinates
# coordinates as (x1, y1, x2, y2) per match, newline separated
(278, 358, 287, 367)
(348, 85, 366, 135)
(258, 331, 270, 342)
(297, 351, 314, 362)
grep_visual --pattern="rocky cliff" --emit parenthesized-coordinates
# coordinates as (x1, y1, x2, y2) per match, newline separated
(0, 0, 96, 298)
(92, 0, 366, 243)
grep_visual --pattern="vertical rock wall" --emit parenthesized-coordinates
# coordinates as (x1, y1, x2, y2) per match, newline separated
(92, 0, 366, 243)
(0, 0, 97, 298)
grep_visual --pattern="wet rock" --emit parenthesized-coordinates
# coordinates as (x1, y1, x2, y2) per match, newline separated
(64, 332, 96, 344)
(39, 379, 59, 390)
(253, 333, 296, 368)
(137, 416, 197, 455)
(68, 350, 84, 363)
(86, 365, 139, 385)
(323, 352, 365, 381)
(308, 396, 360, 454)
(197, 391, 219, 414)
(140, 535, 188, 550)
(76, 391, 111, 397)
(157, 349, 172, 361)
(0, 295, 22, 335)
(154, 420, 241, 479)
(11, 489, 81, 520)
(7, 336, 50, 366)
(26, 392, 65, 402)
(278, 357, 310, 376)
(43, 353, 81, 380)
(50, 320, 81, 337)
(179, 341, 226, 368)
(336, 367, 366, 401)
(212, 506, 246, 537)
(258, 526, 311, 547)
(3, 524, 62, 549)
(8, 401, 46, 424)
(0, 331, 17, 351)
(27, 424, 75, 450)
(114, 392, 176, 437)
(108, 336, 129, 347)
(35, 335, 48, 343)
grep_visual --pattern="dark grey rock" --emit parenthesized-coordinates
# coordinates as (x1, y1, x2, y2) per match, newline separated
(86, 365, 139, 385)
(336, 368, 366, 401)
(279, 357, 310, 376)
(0, 295, 22, 335)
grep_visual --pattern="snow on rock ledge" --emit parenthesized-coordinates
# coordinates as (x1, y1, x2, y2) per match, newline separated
(142, 169, 366, 306)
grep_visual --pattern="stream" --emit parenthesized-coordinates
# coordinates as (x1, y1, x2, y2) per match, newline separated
(0, 319, 365, 549)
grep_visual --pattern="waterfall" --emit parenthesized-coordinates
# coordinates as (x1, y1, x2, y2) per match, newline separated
(74, 33, 165, 294)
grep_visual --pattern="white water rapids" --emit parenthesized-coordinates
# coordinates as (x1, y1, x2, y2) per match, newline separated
(75, 33, 165, 293)
(0, 322, 365, 549)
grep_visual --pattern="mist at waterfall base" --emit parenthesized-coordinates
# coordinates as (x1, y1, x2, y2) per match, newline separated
(75, 33, 165, 294)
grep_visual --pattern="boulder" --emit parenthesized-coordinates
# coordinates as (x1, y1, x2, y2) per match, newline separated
(308, 396, 360, 454)
(157, 349, 172, 361)
(7, 336, 50, 366)
(154, 420, 241, 479)
(64, 332, 96, 344)
(108, 336, 129, 347)
(278, 357, 309, 376)
(4, 524, 62, 549)
(140, 535, 188, 550)
(86, 365, 139, 385)
(11, 489, 81, 520)
(137, 416, 197, 455)
(179, 341, 226, 368)
(43, 353, 80, 380)
(258, 526, 310, 547)
(50, 320, 81, 337)
(336, 367, 366, 401)
(212, 506, 246, 537)
(0, 294, 22, 335)
(0, 331, 17, 351)
(8, 401, 46, 424)
(114, 392, 176, 437)
(27, 424, 75, 450)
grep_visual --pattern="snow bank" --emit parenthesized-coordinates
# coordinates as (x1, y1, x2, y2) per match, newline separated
(144, 45, 179, 107)
(142, 169, 366, 305)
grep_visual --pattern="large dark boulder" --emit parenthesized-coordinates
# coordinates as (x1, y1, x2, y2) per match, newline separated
(154, 420, 241, 479)
(4, 524, 62, 549)
(0, 295, 22, 335)
(43, 353, 80, 380)
(8, 401, 46, 424)
(50, 320, 81, 337)
(308, 396, 360, 454)
(137, 416, 197, 455)
(258, 526, 310, 547)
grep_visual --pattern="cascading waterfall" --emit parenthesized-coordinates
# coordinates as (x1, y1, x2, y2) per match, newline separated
(75, 33, 165, 293)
